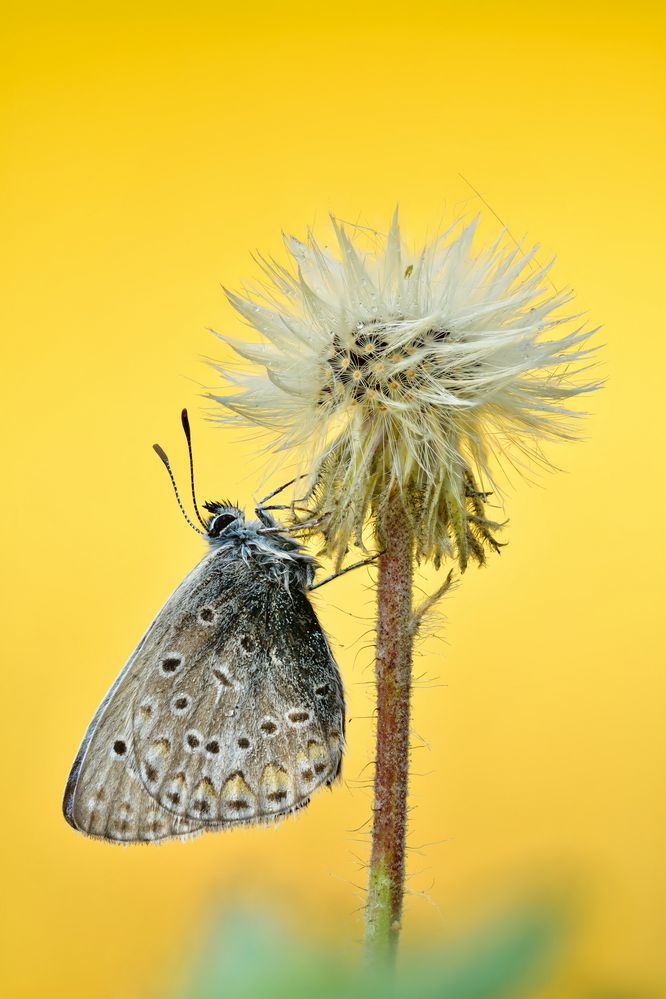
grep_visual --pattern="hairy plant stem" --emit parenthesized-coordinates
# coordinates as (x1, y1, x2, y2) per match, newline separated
(364, 487, 415, 965)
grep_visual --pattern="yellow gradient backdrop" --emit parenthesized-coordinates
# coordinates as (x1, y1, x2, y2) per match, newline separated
(3, 4, 664, 997)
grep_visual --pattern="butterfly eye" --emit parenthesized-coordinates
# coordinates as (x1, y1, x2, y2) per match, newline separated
(210, 513, 237, 536)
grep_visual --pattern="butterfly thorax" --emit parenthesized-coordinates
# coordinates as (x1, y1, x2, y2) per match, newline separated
(203, 501, 317, 591)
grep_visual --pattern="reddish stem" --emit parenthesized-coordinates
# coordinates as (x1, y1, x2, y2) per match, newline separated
(365, 488, 414, 964)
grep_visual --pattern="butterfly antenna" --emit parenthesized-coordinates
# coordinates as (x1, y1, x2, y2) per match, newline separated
(152, 443, 206, 536)
(180, 408, 207, 529)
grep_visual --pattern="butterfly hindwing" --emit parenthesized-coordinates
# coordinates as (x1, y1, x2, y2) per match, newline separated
(132, 554, 345, 825)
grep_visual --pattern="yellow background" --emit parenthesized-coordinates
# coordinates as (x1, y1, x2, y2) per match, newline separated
(3, 3, 664, 997)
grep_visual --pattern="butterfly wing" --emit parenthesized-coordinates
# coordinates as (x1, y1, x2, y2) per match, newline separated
(131, 555, 345, 826)
(64, 548, 345, 842)
(63, 700, 204, 842)
(63, 551, 227, 842)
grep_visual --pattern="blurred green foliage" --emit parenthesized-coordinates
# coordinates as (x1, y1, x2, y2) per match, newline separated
(175, 900, 564, 999)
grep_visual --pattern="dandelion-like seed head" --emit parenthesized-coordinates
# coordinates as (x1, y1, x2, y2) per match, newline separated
(210, 211, 599, 569)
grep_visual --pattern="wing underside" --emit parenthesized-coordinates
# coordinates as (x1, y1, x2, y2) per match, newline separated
(64, 549, 344, 842)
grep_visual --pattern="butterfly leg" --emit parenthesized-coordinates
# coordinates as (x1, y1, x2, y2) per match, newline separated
(256, 474, 311, 508)
(258, 502, 313, 514)
(257, 514, 329, 535)
(309, 554, 381, 591)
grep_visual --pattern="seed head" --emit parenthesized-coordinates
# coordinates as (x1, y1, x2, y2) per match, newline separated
(210, 211, 599, 568)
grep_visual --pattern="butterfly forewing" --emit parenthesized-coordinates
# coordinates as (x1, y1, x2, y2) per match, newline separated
(63, 553, 223, 842)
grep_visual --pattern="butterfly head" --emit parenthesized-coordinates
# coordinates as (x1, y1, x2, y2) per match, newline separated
(203, 502, 244, 539)
(199, 499, 316, 589)
(152, 413, 316, 586)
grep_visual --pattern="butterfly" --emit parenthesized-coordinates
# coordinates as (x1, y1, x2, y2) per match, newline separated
(62, 411, 366, 844)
